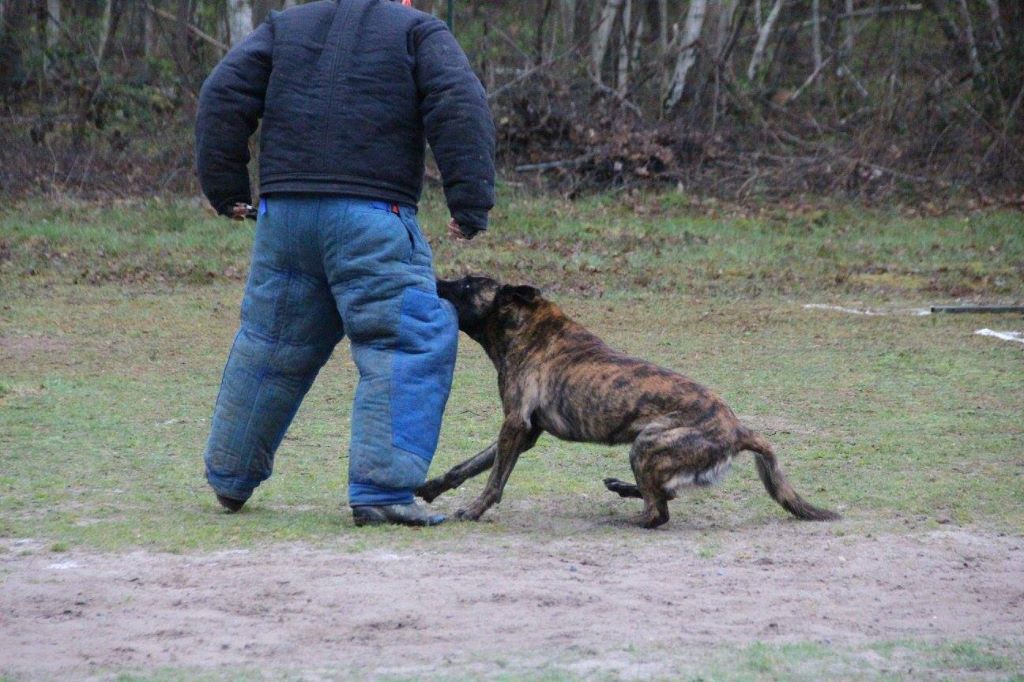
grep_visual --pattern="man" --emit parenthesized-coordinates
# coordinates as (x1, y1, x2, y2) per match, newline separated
(195, 0, 495, 526)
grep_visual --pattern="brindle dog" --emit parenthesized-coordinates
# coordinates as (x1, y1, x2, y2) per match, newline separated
(417, 275, 840, 528)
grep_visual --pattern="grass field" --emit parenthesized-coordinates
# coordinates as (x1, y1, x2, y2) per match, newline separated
(1, 190, 1022, 680)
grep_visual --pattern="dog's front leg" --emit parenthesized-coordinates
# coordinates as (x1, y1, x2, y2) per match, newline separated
(455, 418, 540, 521)
(416, 441, 498, 502)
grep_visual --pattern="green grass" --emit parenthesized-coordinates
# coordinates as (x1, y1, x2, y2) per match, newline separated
(2, 190, 1022, 551)
(3, 190, 1022, 300)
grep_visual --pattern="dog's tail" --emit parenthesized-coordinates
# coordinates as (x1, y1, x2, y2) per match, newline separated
(738, 429, 840, 521)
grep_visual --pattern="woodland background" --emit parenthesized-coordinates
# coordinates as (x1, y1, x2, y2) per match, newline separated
(0, 0, 1021, 204)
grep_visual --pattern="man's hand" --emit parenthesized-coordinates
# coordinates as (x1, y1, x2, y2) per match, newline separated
(231, 203, 258, 221)
(447, 218, 474, 241)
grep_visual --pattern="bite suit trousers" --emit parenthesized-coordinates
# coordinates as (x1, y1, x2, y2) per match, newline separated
(203, 195, 458, 506)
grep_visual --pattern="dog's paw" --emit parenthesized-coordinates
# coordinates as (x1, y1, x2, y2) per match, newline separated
(640, 514, 670, 529)
(453, 508, 481, 522)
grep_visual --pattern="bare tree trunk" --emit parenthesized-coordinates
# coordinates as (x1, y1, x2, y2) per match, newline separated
(0, 0, 31, 95)
(713, 0, 739, 59)
(0, 0, 7, 60)
(591, 0, 624, 83)
(747, 0, 782, 82)
(559, 0, 576, 43)
(842, 0, 854, 60)
(144, 0, 159, 59)
(574, 0, 591, 51)
(45, 0, 59, 48)
(655, 0, 667, 94)
(535, 0, 554, 65)
(96, 0, 114, 68)
(811, 0, 822, 74)
(228, 0, 252, 46)
(657, 0, 667, 53)
(956, 0, 983, 79)
(663, 0, 707, 112)
(44, 0, 60, 75)
(252, 0, 271, 28)
(983, 0, 1003, 51)
(616, 0, 631, 94)
(174, 0, 191, 84)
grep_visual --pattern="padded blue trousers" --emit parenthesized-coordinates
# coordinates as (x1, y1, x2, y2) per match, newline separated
(203, 195, 458, 506)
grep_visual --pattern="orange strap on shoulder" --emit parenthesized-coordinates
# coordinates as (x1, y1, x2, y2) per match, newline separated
(402, 0, 412, 5)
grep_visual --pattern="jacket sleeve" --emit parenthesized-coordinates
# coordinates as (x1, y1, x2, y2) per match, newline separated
(195, 19, 274, 217)
(413, 21, 496, 234)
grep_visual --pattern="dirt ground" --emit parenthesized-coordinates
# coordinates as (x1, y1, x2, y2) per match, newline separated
(1, 524, 1022, 679)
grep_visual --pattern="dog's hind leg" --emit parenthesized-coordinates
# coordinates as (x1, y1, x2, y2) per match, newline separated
(629, 424, 727, 528)
(628, 433, 673, 529)
(416, 441, 497, 502)
(603, 478, 642, 498)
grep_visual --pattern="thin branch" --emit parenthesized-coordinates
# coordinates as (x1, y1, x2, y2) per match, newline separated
(981, 81, 1024, 166)
(487, 37, 588, 101)
(789, 52, 836, 102)
(146, 3, 229, 53)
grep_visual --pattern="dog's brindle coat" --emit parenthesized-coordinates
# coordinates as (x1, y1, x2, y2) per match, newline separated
(418, 276, 840, 528)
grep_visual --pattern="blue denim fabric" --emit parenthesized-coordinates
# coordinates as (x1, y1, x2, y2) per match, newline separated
(203, 195, 458, 506)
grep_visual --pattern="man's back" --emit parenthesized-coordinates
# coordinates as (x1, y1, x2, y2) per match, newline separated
(196, 0, 495, 234)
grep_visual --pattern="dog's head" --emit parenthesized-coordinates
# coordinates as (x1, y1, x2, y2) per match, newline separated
(436, 276, 542, 339)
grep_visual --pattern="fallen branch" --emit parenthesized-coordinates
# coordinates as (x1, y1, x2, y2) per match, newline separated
(591, 78, 643, 117)
(514, 154, 594, 172)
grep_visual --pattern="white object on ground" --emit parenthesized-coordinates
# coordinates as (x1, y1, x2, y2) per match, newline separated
(803, 304, 885, 316)
(803, 304, 933, 317)
(45, 561, 80, 570)
(975, 329, 1024, 345)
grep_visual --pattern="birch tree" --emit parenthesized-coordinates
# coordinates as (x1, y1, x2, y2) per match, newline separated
(747, 0, 782, 82)
(0, 0, 31, 92)
(956, 0, 983, 80)
(559, 0, 576, 42)
(663, 0, 707, 112)
(591, 0, 624, 83)
(143, 0, 158, 60)
(842, 0, 854, 63)
(615, 0, 632, 94)
(811, 0, 822, 77)
(227, 0, 252, 46)
(173, 0, 191, 82)
(43, 0, 59, 75)
(45, 0, 60, 50)
(96, 0, 114, 67)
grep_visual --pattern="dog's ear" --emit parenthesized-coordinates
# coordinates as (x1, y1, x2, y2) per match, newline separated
(499, 284, 541, 306)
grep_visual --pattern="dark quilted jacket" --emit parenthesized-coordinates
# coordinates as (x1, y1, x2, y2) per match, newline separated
(195, 0, 496, 232)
